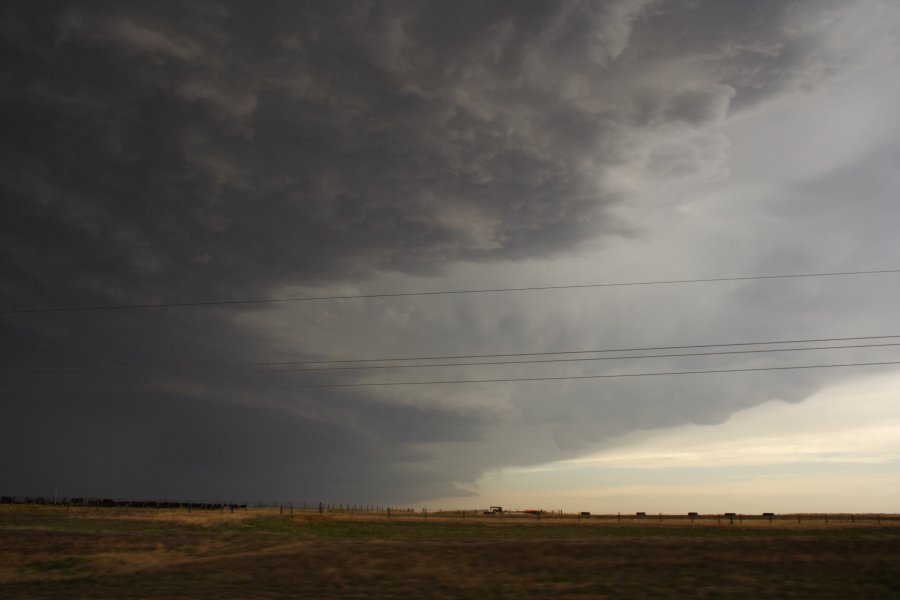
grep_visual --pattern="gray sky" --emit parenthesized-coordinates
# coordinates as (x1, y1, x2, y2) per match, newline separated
(2, 0, 899, 510)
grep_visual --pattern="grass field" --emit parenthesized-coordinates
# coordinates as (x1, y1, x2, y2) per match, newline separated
(2, 505, 899, 598)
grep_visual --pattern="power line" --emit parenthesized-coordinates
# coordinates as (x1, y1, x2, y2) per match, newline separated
(3, 341, 898, 378)
(2, 268, 898, 315)
(230, 360, 900, 388)
(151, 342, 900, 373)
(4, 334, 899, 374)
(2, 360, 898, 391)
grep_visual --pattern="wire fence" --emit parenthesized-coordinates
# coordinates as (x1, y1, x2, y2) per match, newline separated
(1, 496, 896, 525)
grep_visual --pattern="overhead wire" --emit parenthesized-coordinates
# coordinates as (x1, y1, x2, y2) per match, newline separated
(2, 270, 897, 391)
(1, 340, 898, 377)
(3, 334, 899, 374)
(1, 267, 898, 315)
(2, 360, 898, 391)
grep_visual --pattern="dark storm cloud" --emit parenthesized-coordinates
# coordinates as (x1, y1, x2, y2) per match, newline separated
(2, 0, 828, 307)
(0, 388, 484, 502)
(1, 0, 883, 502)
(4, 0, 621, 306)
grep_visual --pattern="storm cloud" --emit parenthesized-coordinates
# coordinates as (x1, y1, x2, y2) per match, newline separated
(2, 1, 899, 505)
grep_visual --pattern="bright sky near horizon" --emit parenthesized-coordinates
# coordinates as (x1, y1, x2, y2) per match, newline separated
(2, 1, 899, 511)
(428, 371, 900, 514)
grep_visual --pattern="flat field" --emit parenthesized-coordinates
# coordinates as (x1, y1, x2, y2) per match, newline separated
(1, 505, 899, 599)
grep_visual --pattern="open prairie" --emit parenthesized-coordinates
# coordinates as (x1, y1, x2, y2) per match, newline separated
(2, 505, 899, 599)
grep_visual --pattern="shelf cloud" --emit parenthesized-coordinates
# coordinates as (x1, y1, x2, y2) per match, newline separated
(2, 0, 899, 506)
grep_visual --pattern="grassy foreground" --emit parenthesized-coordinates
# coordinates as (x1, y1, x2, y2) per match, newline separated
(1, 505, 899, 599)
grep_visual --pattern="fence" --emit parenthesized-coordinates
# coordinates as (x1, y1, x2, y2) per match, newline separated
(1, 497, 896, 525)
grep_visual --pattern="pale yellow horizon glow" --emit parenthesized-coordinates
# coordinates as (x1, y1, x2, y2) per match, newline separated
(424, 370, 900, 514)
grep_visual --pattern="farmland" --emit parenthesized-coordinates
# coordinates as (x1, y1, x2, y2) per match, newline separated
(1, 505, 899, 598)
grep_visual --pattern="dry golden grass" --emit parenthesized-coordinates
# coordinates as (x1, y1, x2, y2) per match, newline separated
(2, 505, 898, 598)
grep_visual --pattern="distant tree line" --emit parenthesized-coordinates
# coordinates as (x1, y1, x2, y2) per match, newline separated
(1, 496, 247, 510)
